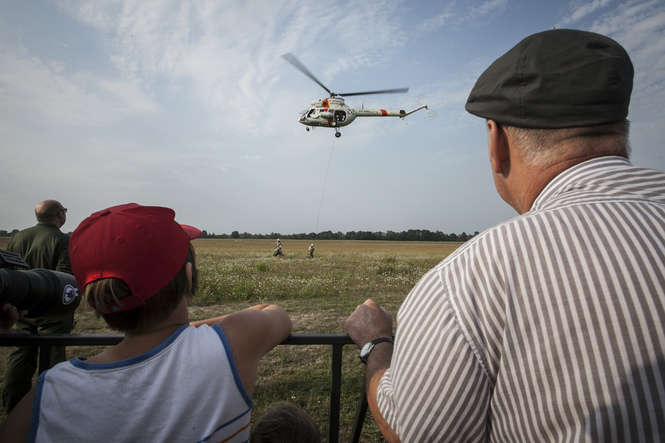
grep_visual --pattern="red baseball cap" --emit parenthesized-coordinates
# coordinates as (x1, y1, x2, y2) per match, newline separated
(69, 203, 201, 314)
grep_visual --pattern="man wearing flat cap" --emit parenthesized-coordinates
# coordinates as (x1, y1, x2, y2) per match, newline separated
(346, 29, 665, 441)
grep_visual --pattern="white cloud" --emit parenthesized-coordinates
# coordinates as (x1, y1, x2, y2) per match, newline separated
(55, 0, 121, 32)
(422, 11, 455, 32)
(419, 0, 507, 33)
(0, 44, 157, 128)
(53, 0, 410, 136)
(470, 0, 509, 18)
(558, 0, 613, 26)
(3, 0, 661, 233)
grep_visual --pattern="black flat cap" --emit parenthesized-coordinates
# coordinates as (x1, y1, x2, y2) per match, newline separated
(465, 29, 634, 128)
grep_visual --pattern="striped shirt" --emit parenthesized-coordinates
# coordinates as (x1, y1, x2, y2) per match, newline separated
(377, 156, 665, 442)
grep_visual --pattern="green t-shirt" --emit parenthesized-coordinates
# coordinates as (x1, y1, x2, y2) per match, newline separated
(7, 222, 71, 273)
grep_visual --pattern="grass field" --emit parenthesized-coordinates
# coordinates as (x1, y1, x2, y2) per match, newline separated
(0, 238, 462, 441)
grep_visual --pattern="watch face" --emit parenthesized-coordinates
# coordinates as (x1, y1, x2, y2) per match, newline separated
(359, 337, 393, 363)
(360, 342, 374, 363)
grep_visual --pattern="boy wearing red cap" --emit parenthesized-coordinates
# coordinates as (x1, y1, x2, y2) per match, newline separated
(1, 203, 292, 442)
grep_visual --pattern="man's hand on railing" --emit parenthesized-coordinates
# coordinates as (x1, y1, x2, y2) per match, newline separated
(345, 299, 393, 347)
(345, 299, 401, 443)
(0, 303, 27, 334)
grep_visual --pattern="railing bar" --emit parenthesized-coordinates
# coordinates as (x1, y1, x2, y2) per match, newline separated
(284, 334, 354, 345)
(38, 345, 50, 374)
(0, 335, 123, 346)
(329, 343, 343, 443)
(350, 379, 368, 443)
(0, 333, 354, 347)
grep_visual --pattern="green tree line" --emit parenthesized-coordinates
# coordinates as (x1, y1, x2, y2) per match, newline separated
(203, 229, 479, 242)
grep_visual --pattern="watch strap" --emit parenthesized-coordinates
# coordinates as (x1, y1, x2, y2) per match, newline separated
(360, 336, 393, 364)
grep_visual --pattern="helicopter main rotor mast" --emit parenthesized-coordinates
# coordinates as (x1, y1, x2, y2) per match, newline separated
(282, 53, 408, 97)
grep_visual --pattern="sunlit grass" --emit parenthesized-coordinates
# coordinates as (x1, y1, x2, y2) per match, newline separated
(192, 239, 457, 306)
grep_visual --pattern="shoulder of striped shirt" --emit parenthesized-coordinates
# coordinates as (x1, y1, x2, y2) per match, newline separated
(428, 190, 665, 379)
(429, 211, 551, 381)
(427, 225, 518, 384)
(436, 160, 663, 272)
(434, 184, 665, 275)
(433, 212, 523, 272)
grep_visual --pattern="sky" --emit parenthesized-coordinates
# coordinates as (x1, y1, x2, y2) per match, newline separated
(1, 0, 664, 236)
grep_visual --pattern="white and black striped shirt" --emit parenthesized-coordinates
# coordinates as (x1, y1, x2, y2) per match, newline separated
(378, 156, 665, 442)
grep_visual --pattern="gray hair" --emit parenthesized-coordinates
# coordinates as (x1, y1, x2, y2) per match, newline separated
(504, 120, 631, 167)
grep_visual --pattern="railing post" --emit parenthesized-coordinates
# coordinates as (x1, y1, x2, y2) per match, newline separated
(329, 343, 343, 443)
(350, 379, 368, 443)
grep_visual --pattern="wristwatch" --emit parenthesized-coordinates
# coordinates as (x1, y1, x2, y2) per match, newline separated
(359, 337, 393, 364)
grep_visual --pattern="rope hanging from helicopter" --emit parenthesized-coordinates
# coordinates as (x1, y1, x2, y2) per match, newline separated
(314, 137, 336, 233)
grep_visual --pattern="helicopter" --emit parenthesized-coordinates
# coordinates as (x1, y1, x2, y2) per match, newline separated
(283, 53, 428, 137)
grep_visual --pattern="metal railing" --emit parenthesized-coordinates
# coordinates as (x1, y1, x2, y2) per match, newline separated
(0, 333, 369, 443)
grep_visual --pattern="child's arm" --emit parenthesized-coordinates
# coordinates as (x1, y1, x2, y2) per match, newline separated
(217, 304, 292, 396)
(189, 304, 271, 327)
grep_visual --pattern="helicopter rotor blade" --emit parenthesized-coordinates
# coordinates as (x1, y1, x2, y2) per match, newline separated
(282, 53, 332, 96)
(338, 88, 409, 97)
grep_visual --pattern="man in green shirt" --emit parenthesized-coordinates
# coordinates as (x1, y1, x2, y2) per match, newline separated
(2, 200, 74, 414)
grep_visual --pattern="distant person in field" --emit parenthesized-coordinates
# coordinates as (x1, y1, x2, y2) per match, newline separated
(2, 199, 74, 415)
(1, 203, 292, 442)
(250, 401, 321, 443)
(345, 29, 665, 441)
(273, 238, 283, 257)
(308, 243, 315, 258)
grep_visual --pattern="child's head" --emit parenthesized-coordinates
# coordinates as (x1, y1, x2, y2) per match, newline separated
(69, 203, 200, 332)
(251, 402, 320, 443)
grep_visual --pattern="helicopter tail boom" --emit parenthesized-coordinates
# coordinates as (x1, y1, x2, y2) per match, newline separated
(355, 105, 428, 118)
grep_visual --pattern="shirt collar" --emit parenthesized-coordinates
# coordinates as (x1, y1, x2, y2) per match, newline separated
(37, 222, 58, 227)
(530, 156, 632, 212)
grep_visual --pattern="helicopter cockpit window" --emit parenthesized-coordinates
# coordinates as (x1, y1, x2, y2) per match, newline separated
(307, 109, 316, 118)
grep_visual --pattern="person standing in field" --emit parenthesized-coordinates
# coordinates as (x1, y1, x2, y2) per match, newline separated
(273, 238, 283, 257)
(345, 29, 665, 441)
(308, 243, 315, 258)
(1, 203, 292, 442)
(2, 199, 74, 415)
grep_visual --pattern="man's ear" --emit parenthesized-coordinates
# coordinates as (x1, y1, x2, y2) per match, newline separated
(487, 120, 510, 175)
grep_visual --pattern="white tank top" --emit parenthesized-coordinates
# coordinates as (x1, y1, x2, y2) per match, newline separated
(29, 324, 252, 442)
